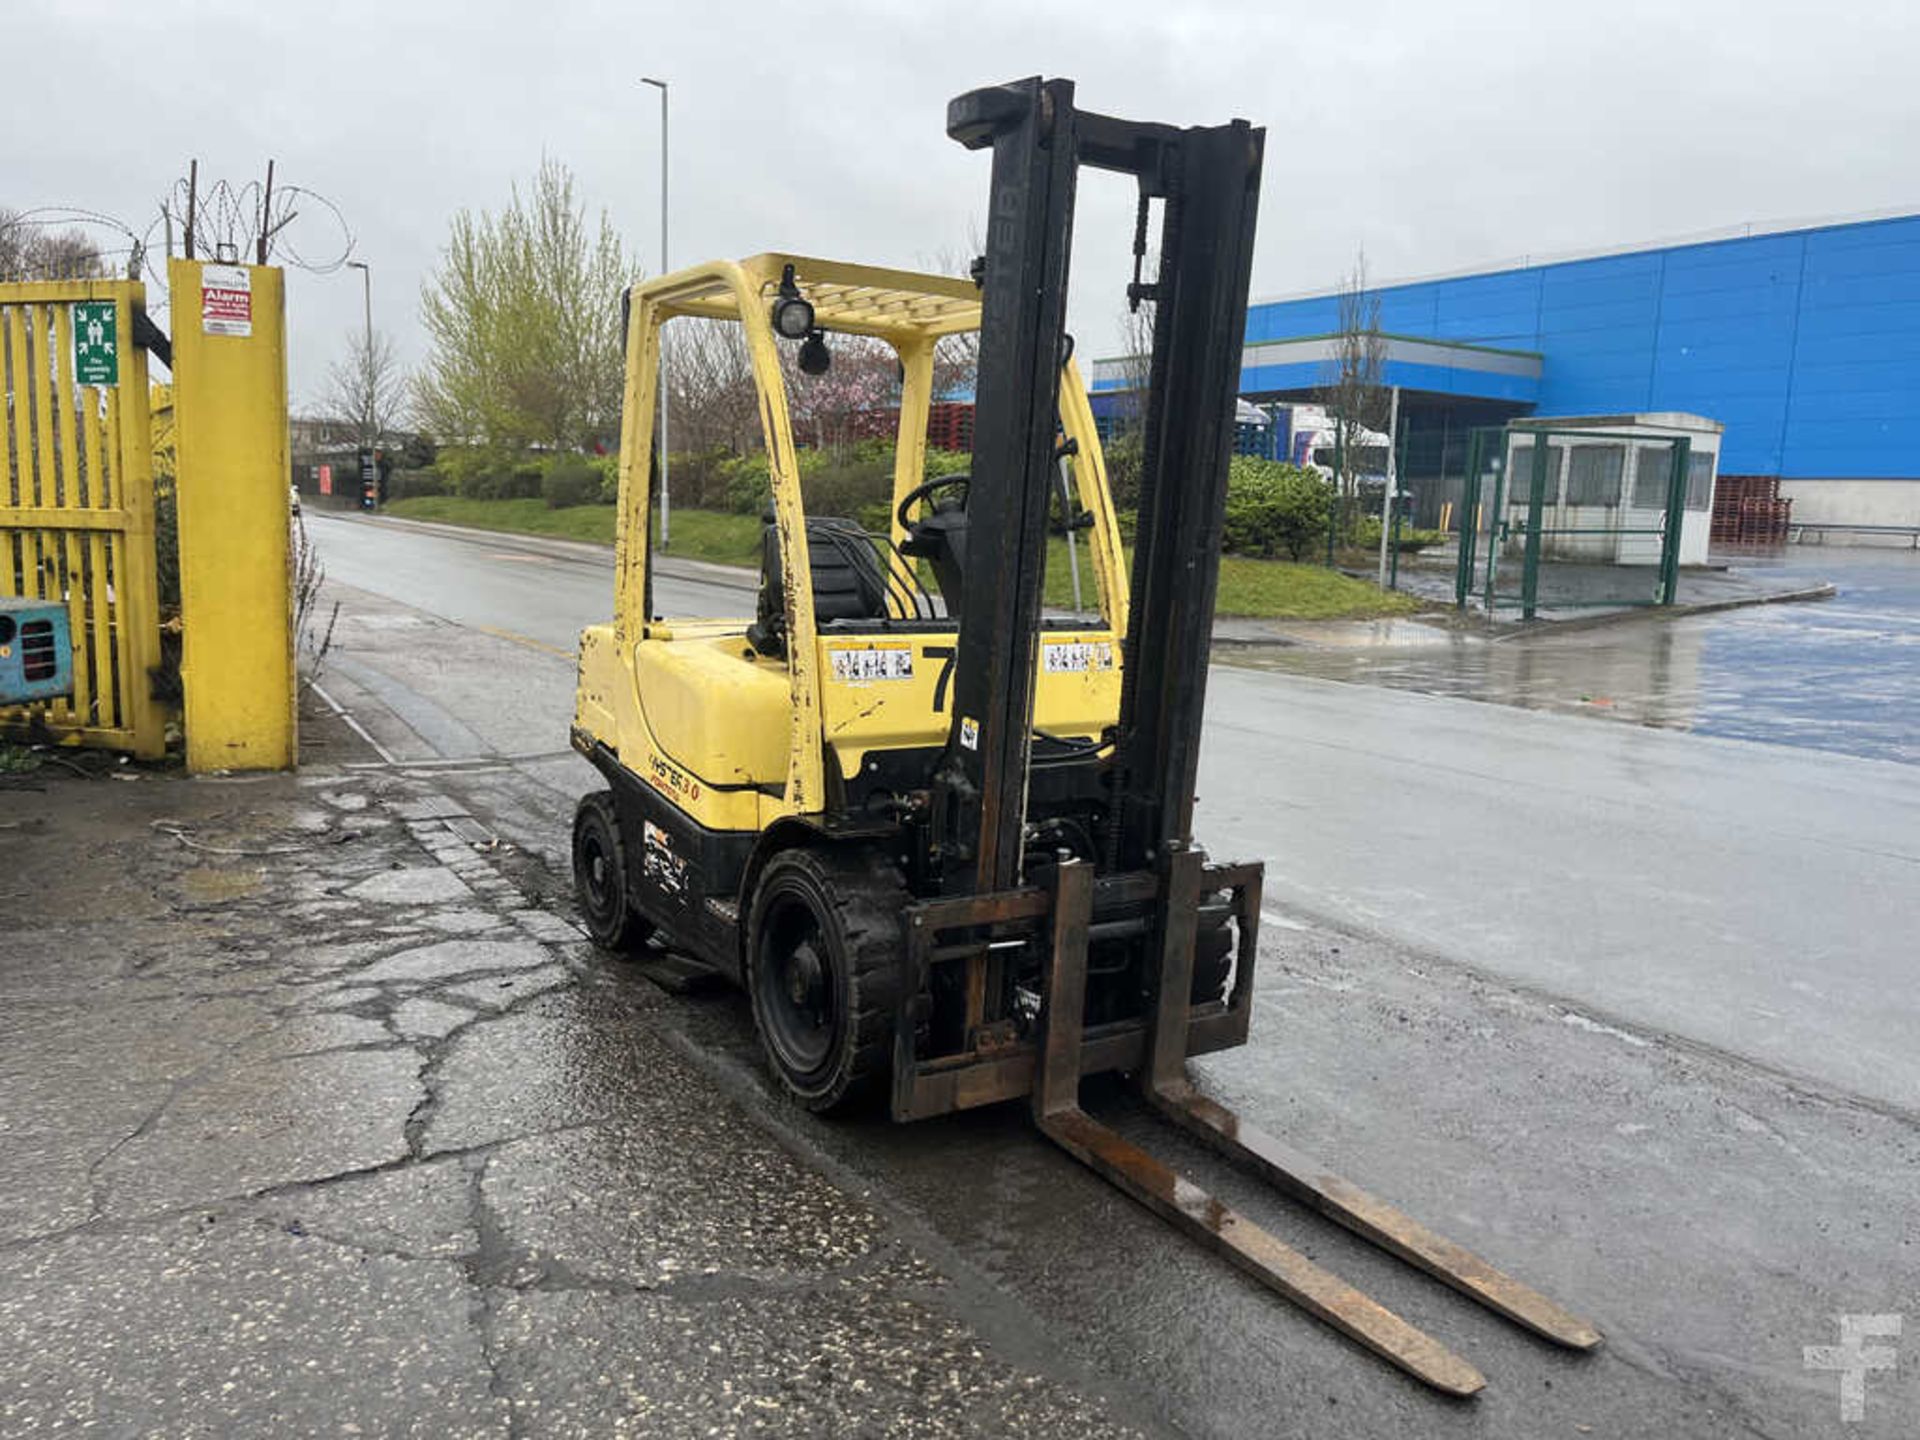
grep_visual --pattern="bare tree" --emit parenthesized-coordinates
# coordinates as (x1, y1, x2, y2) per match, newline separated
(322, 328, 408, 449)
(921, 241, 981, 410)
(1320, 252, 1390, 524)
(663, 318, 761, 456)
(0, 209, 103, 281)
(1084, 272, 1159, 511)
(779, 334, 898, 456)
(658, 242, 981, 470)
(931, 331, 978, 405)
(1111, 287, 1156, 436)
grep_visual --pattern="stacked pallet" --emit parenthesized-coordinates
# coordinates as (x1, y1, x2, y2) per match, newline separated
(926, 402, 974, 453)
(845, 401, 975, 452)
(1712, 474, 1792, 544)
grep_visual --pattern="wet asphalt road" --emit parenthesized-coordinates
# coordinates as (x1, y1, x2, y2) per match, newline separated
(298, 511, 1920, 1435)
(310, 512, 1920, 1110)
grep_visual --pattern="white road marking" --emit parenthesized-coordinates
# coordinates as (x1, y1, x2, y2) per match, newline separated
(308, 680, 398, 765)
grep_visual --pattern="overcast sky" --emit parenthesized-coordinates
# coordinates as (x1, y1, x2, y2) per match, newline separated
(8, 0, 1917, 412)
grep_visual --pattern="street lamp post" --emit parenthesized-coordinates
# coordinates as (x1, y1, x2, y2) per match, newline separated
(642, 76, 670, 548)
(346, 260, 376, 508)
(346, 259, 373, 448)
(1377, 383, 1400, 589)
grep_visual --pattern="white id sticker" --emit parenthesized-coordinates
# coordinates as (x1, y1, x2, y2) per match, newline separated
(830, 646, 914, 682)
(1042, 640, 1116, 673)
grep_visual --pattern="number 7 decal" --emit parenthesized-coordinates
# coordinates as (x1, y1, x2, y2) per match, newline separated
(926, 645, 957, 712)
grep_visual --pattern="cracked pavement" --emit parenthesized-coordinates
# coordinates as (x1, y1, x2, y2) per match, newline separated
(0, 707, 1138, 1438)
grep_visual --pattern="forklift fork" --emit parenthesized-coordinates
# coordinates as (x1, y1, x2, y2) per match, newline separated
(1032, 858, 1601, 1396)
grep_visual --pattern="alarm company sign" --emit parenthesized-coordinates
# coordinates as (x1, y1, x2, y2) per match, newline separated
(199, 265, 253, 337)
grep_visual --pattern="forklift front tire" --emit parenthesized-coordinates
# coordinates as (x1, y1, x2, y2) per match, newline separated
(572, 792, 655, 952)
(746, 848, 905, 1113)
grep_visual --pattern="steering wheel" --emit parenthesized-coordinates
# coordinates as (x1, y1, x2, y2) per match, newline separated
(895, 473, 971, 530)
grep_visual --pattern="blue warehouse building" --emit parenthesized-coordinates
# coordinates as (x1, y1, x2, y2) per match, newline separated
(1092, 210, 1920, 534)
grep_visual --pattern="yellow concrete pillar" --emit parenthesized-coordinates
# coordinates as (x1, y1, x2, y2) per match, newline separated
(168, 259, 296, 771)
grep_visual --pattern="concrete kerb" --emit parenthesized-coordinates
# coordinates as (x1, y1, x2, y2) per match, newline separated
(336, 511, 758, 593)
(1210, 578, 1832, 649)
(1473, 581, 1839, 640)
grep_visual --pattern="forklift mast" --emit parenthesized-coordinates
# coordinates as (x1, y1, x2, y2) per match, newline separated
(935, 77, 1263, 892)
(918, 80, 1601, 1395)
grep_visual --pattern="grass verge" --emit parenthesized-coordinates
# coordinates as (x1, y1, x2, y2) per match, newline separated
(385, 496, 617, 544)
(384, 497, 766, 568)
(380, 499, 1419, 621)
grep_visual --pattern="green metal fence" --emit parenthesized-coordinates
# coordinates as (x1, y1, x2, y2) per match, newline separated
(1453, 424, 1692, 620)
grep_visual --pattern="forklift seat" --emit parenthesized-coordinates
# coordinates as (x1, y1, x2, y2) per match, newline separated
(747, 515, 891, 656)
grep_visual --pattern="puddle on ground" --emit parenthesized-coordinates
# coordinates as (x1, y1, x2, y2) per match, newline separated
(1222, 548, 1920, 766)
(1244, 617, 1464, 650)
(178, 867, 268, 904)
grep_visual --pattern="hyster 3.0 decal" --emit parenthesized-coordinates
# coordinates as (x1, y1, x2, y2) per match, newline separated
(646, 753, 702, 803)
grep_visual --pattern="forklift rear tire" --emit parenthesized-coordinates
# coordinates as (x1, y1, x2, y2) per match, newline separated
(572, 792, 655, 952)
(746, 847, 906, 1113)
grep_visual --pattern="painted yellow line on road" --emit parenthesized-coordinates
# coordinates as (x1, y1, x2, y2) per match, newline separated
(474, 624, 578, 660)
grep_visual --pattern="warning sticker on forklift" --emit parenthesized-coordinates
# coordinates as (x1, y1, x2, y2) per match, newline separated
(643, 820, 688, 896)
(829, 645, 914, 683)
(1042, 640, 1115, 673)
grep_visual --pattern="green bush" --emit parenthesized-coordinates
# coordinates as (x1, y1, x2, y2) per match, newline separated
(806, 456, 892, 519)
(430, 447, 552, 501)
(660, 447, 736, 510)
(432, 447, 488, 495)
(723, 454, 774, 515)
(542, 454, 602, 508)
(715, 444, 972, 520)
(924, 447, 972, 480)
(1103, 431, 1143, 511)
(590, 454, 619, 503)
(1353, 517, 1446, 553)
(435, 447, 510, 500)
(1222, 457, 1332, 561)
(508, 458, 543, 500)
(716, 448, 816, 515)
(398, 433, 438, 471)
(388, 469, 447, 501)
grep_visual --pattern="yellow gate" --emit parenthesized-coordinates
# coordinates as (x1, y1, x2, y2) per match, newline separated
(0, 280, 166, 758)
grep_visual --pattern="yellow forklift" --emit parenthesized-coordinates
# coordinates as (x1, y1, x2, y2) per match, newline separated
(571, 75, 1599, 1394)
